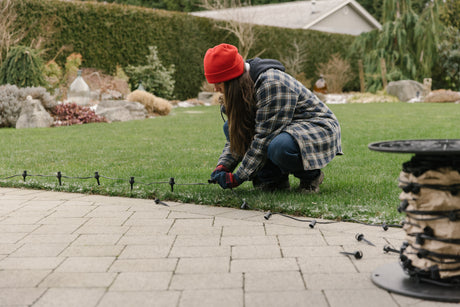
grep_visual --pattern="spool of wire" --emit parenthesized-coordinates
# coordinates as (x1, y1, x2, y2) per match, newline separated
(368, 139, 460, 293)
(398, 155, 460, 286)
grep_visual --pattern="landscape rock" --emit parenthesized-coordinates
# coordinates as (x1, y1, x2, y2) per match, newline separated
(20, 86, 58, 110)
(101, 90, 123, 101)
(197, 92, 216, 105)
(172, 98, 206, 108)
(386, 80, 424, 102)
(95, 99, 147, 122)
(16, 96, 53, 129)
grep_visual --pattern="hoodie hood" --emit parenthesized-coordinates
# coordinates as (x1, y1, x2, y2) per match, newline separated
(246, 58, 285, 83)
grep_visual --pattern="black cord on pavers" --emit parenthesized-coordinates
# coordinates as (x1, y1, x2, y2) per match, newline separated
(224, 184, 402, 231)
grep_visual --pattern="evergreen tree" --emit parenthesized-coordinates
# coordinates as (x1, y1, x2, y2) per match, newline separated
(124, 46, 175, 99)
(415, 0, 443, 77)
(357, 0, 382, 21)
(432, 27, 460, 90)
(371, 0, 384, 23)
(350, 0, 447, 92)
(0, 45, 46, 88)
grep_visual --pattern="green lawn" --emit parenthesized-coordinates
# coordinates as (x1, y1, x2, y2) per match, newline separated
(1, 102, 459, 224)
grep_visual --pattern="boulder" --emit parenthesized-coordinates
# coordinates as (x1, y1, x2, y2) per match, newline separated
(101, 89, 123, 101)
(197, 92, 215, 105)
(95, 100, 147, 122)
(386, 80, 425, 102)
(16, 96, 53, 129)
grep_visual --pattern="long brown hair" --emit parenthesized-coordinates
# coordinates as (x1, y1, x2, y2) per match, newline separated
(223, 70, 257, 157)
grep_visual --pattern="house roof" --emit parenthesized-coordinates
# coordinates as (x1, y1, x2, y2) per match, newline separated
(191, 0, 382, 36)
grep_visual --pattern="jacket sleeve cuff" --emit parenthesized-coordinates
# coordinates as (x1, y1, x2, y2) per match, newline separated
(234, 168, 249, 183)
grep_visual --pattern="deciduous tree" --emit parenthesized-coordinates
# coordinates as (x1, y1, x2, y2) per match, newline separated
(200, 0, 261, 59)
(0, 0, 27, 66)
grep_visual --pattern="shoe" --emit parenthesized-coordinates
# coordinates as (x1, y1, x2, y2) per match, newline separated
(253, 176, 290, 192)
(299, 171, 324, 193)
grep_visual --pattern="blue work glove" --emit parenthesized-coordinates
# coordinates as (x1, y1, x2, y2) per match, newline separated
(210, 165, 230, 181)
(213, 172, 241, 189)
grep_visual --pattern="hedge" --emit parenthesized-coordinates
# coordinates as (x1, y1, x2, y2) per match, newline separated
(14, 0, 356, 100)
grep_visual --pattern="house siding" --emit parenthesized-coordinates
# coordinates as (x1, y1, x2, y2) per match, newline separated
(191, 0, 381, 36)
(309, 6, 376, 35)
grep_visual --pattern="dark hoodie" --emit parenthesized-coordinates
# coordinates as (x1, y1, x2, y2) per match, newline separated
(246, 58, 286, 83)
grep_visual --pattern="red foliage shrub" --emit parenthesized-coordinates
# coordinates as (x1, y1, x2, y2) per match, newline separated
(51, 103, 107, 126)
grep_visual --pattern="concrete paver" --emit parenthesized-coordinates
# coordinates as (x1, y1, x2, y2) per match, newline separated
(109, 272, 172, 291)
(33, 288, 106, 307)
(176, 257, 229, 274)
(245, 290, 328, 307)
(231, 258, 298, 273)
(179, 289, 243, 307)
(97, 291, 180, 307)
(0, 187, 457, 306)
(170, 272, 242, 290)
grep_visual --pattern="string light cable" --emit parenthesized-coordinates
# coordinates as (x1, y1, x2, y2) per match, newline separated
(1, 170, 403, 229)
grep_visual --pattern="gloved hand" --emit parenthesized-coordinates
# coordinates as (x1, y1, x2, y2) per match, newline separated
(213, 171, 241, 189)
(210, 165, 230, 181)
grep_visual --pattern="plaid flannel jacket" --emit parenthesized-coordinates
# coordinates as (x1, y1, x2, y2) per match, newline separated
(217, 68, 342, 182)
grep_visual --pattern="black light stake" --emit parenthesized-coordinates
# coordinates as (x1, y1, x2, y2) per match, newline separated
(94, 172, 100, 185)
(264, 211, 272, 220)
(57, 171, 62, 186)
(355, 233, 375, 246)
(129, 177, 135, 191)
(383, 245, 400, 254)
(340, 250, 363, 259)
(154, 198, 169, 207)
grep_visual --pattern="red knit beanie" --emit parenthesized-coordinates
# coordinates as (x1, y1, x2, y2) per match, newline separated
(204, 44, 244, 84)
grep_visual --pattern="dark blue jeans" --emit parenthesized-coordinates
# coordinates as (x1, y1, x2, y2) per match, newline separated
(223, 122, 320, 183)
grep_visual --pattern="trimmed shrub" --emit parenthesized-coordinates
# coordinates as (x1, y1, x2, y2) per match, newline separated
(127, 90, 172, 116)
(13, 0, 356, 99)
